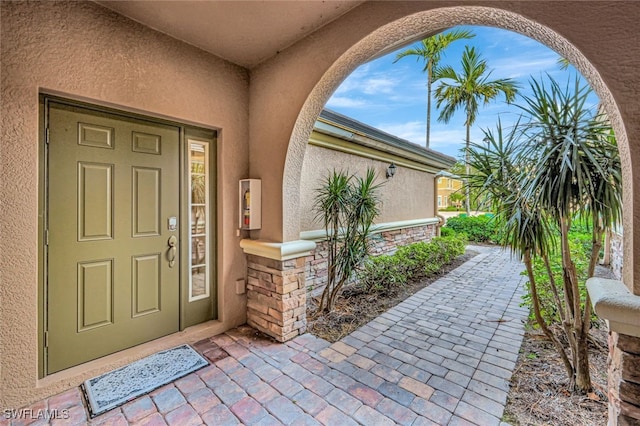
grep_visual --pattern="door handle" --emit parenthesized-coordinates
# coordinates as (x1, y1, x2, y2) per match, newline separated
(167, 235, 177, 268)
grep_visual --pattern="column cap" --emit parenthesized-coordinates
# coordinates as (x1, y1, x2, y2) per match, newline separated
(587, 277, 640, 337)
(240, 239, 316, 261)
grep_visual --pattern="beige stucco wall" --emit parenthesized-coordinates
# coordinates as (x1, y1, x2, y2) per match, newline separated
(250, 1, 639, 293)
(2, 0, 640, 412)
(0, 1, 249, 407)
(299, 144, 435, 232)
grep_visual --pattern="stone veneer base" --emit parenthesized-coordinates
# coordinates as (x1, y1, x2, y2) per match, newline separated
(588, 277, 640, 425)
(246, 254, 307, 342)
(305, 222, 438, 296)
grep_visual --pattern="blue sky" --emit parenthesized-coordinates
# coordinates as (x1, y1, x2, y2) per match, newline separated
(325, 25, 598, 161)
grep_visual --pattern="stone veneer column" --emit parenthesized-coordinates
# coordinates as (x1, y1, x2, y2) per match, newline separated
(240, 239, 316, 342)
(608, 332, 640, 424)
(246, 255, 306, 342)
(301, 218, 440, 296)
(588, 278, 640, 425)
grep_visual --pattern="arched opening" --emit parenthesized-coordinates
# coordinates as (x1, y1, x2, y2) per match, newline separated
(282, 7, 631, 291)
(277, 6, 634, 423)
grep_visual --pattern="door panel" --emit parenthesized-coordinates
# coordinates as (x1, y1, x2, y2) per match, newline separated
(132, 167, 161, 237)
(132, 254, 161, 317)
(47, 102, 180, 374)
(77, 162, 113, 241)
(77, 260, 113, 331)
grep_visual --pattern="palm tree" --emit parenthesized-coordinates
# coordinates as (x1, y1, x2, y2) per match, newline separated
(393, 29, 475, 148)
(434, 46, 519, 215)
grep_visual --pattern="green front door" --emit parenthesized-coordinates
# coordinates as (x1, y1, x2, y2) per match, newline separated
(46, 102, 181, 374)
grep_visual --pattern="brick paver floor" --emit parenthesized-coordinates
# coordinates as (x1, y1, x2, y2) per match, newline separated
(6, 245, 528, 425)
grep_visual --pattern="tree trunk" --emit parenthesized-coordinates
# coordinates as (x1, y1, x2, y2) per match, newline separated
(588, 220, 603, 278)
(559, 216, 592, 392)
(318, 225, 339, 314)
(464, 120, 471, 215)
(574, 332, 592, 392)
(543, 254, 565, 323)
(426, 62, 432, 149)
(524, 249, 574, 381)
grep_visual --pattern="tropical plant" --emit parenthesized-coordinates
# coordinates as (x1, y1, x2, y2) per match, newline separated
(557, 56, 571, 70)
(314, 168, 383, 313)
(434, 46, 519, 215)
(393, 29, 475, 148)
(466, 76, 622, 393)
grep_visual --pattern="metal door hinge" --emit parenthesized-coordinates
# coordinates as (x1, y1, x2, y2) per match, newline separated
(45, 229, 49, 246)
(44, 331, 49, 348)
(45, 127, 50, 145)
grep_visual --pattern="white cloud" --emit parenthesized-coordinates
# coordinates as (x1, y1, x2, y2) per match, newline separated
(429, 128, 467, 154)
(376, 121, 425, 145)
(333, 62, 401, 97)
(362, 77, 397, 95)
(491, 53, 561, 79)
(334, 66, 370, 94)
(325, 96, 369, 109)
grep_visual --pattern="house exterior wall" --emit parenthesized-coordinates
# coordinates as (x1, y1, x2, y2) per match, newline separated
(299, 129, 442, 298)
(3, 0, 640, 420)
(299, 144, 435, 232)
(437, 177, 464, 209)
(0, 1, 250, 408)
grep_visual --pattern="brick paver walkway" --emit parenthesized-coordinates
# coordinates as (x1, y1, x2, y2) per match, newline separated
(7, 246, 528, 425)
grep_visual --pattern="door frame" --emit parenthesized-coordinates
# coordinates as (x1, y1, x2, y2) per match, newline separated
(38, 95, 217, 377)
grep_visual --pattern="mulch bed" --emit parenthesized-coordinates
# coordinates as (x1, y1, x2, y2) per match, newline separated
(502, 323, 608, 425)
(306, 248, 609, 425)
(306, 249, 479, 342)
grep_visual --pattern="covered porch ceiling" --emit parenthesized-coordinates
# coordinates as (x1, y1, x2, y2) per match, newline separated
(96, 0, 365, 69)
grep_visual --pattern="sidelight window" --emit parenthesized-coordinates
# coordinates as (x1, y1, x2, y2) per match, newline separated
(188, 141, 210, 301)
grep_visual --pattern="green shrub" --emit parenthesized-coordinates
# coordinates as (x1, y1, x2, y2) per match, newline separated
(433, 235, 467, 261)
(357, 234, 467, 294)
(357, 254, 411, 294)
(439, 227, 454, 237)
(396, 241, 442, 279)
(444, 214, 498, 242)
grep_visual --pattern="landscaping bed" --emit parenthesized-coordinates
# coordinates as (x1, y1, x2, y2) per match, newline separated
(306, 247, 609, 425)
(502, 265, 612, 425)
(503, 323, 608, 425)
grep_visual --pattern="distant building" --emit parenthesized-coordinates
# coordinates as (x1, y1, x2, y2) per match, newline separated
(437, 171, 464, 209)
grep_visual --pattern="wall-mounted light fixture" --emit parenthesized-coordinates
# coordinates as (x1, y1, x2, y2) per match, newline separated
(386, 162, 397, 179)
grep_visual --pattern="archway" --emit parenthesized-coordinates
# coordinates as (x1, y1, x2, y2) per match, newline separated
(283, 5, 631, 283)
(278, 6, 634, 423)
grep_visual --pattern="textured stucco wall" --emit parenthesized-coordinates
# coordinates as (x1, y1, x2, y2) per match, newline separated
(249, 0, 639, 292)
(2, 0, 640, 413)
(0, 1, 249, 407)
(299, 144, 434, 232)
